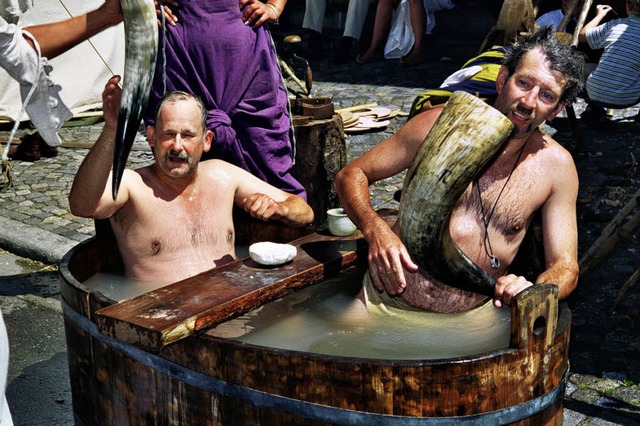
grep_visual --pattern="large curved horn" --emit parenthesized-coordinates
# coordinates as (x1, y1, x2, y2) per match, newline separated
(398, 91, 514, 296)
(112, 0, 158, 200)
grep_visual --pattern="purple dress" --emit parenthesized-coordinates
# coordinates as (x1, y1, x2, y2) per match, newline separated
(144, 0, 306, 199)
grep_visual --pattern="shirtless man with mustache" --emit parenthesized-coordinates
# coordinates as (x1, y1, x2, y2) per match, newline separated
(69, 75, 314, 285)
(335, 28, 586, 313)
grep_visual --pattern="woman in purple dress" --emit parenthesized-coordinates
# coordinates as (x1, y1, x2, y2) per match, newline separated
(145, 0, 306, 199)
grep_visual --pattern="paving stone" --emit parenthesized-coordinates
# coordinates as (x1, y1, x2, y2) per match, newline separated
(563, 408, 588, 426)
(570, 387, 605, 404)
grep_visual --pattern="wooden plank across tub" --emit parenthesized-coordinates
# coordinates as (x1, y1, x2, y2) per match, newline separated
(95, 231, 368, 353)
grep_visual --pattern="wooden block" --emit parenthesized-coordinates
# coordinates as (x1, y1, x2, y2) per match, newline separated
(292, 115, 310, 126)
(301, 102, 335, 120)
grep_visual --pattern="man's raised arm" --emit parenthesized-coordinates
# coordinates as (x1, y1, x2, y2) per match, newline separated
(535, 155, 580, 300)
(69, 75, 129, 219)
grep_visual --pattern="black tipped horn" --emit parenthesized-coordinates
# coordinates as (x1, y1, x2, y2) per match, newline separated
(112, 102, 140, 200)
(112, 0, 158, 199)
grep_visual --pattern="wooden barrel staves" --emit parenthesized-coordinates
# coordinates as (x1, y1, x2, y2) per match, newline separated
(399, 91, 514, 296)
(59, 227, 570, 425)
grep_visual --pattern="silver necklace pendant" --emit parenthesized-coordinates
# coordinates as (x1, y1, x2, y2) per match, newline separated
(477, 142, 528, 273)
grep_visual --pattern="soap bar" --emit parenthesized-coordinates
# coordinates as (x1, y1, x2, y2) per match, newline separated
(249, 242, 297, 266)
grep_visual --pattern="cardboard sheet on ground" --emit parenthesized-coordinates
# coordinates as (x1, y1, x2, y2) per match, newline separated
(0, 0, 124, 121)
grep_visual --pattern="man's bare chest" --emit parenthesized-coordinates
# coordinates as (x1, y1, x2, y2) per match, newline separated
(455, 168, 544, 238)
(112, 196, 236, 257)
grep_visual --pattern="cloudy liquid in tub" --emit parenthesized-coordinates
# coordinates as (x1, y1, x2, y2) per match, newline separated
(82, 243, 252, 300)
(82, 273, 164, 301)
(83, 268, 510, 360)
(208, 269, 511, 360)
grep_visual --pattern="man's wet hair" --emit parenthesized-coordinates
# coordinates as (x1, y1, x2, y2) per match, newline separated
(502, 26, 586, 105)
(155, 91, 208, 131)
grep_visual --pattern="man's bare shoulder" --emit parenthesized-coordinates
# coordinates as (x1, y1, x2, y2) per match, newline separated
(132, 165, 159, 188)
(532, 130, 578, 188)
(536, 130, 576, 167)
(198, 159, 244, 181)
(199, 158, 234, 171)
(359, 106, 445, 168)
(403, 106, 444, 137)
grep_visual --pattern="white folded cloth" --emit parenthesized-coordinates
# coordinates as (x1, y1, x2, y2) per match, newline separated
(0, 18, 72, 147)
(439, 65, 483, 89)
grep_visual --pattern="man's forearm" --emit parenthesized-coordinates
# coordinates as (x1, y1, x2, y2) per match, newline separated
(279, 195, 313, 228)
(68, 127, 117, 218)
(25, 7, 122, 59)
(578, 9, 609, 43)
(335, 167, 385, 242)
(535, 260, 579, 300)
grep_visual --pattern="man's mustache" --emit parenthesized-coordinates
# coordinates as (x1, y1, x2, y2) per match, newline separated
(515, 104, 534, 120)
(166, 150, 189, 161)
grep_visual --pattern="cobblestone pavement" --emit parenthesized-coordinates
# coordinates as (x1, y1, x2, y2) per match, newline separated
(0, 54, 639, 424)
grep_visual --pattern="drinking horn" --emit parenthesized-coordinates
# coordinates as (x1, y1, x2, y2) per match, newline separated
(398, 91, 515, 296)
(112, 0, 158, 199)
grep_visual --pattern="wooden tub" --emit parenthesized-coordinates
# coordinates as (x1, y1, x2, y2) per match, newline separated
(59, 219, 570, 425)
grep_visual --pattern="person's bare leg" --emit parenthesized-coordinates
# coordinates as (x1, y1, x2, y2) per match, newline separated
(357, 0, 396, 63)
(401, 0, 428, 66)
(408, 0, 426, 53)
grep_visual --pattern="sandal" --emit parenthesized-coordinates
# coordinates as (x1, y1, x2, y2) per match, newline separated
(356, 49, 383, 64)
(400, 49, 428, 66)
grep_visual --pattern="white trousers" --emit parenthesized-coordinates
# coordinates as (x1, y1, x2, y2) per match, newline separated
(0, 312, 13, 426)
(303, 0, 375, 41)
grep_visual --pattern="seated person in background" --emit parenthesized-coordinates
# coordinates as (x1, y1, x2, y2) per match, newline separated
(535, 0, 602, 66)
(535, 0, 584, 31)
(302, 0, 375, 63)
(10, 1, 123, 58)
(578, 1, 640, 123)
(335, 28, 585, 313)
(356, 0, 454, 66)
(356, 0, 429, 66)
(70, 76, 314, 285)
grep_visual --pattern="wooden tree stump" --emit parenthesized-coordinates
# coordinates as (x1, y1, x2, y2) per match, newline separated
(292, 114, 347, 227)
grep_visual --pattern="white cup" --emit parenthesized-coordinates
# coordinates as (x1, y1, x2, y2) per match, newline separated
(327, 208, 357, 236)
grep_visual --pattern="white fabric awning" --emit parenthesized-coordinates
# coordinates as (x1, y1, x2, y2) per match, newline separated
(0, 0, 125, 121)
(0, 0, 34, 23)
